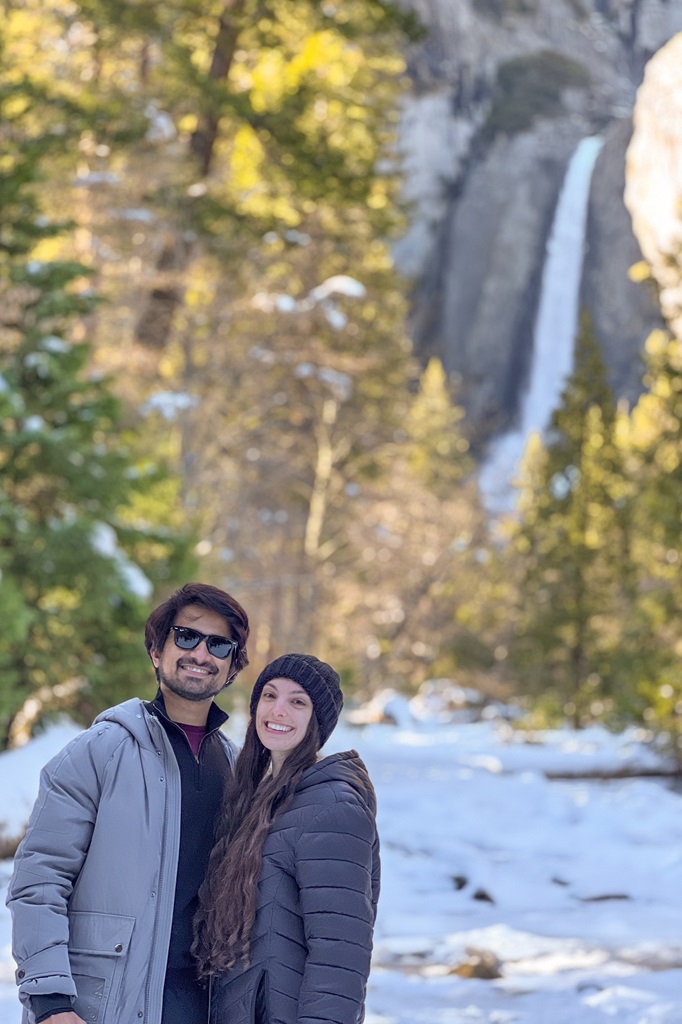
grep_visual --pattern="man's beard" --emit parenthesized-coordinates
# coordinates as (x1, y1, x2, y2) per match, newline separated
(156, 665, 226, 702)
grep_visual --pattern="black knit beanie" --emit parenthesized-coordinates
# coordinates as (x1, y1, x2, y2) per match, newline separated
(250, 653, 343, 746)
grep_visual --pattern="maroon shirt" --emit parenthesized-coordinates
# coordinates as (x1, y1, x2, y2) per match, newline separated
(177, 721, 207, 758)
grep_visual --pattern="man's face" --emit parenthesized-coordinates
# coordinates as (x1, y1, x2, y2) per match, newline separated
(151, 603, 235, 704)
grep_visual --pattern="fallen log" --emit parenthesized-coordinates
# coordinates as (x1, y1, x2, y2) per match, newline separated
(544, 766, 682, 781)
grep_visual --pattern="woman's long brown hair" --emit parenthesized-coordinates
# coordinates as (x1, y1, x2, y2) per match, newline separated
(193, 713, 321, 977)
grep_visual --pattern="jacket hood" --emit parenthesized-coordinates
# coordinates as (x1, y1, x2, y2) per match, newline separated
(93, 697, 159, 749)
(298, 750, 376, 814)
(93, 695, 232, 752)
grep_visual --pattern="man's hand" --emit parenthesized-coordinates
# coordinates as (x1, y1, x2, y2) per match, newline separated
(39, 1014, 86, 1024)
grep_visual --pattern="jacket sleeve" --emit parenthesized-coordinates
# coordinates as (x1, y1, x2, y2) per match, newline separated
(294, 793, 380, 1024)
(6, 730, 105, 1003)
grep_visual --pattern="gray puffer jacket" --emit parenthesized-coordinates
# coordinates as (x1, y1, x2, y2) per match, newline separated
(7, 697, 237, 1024)
(210, 750, 380, 1024)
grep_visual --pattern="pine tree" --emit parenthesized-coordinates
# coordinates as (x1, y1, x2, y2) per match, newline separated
(622, 329, 682, 752)
(7, 0, 421, 353)
(0, 68, 192, 746)
(510, 313, 633, 724)
(405, 358, 472, 496)
(0, 258, 194, 744)
(319, 359, 489, 695)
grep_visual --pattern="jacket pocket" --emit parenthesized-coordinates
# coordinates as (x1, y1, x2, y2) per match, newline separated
(68, 912, 135, 1024)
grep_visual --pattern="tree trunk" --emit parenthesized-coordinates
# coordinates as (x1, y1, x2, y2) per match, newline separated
(190, 0, 247, 176)
(134, 231, 194, 348)
(134, 0, 247, 349)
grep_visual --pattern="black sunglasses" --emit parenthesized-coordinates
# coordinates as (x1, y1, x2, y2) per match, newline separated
(170, 626, 238, 660)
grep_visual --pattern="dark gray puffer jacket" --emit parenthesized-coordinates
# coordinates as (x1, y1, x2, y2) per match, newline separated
(210, 750, 380, 1024)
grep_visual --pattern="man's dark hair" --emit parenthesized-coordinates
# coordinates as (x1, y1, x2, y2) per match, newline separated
(145, 582, 249, 679)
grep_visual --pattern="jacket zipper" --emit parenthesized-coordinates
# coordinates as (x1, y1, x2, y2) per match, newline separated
(143, 714, 182, 1024)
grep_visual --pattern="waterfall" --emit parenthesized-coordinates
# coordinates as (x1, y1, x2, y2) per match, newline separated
(479, 135, 604, 515)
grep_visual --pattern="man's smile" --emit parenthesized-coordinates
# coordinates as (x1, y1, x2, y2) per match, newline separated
(178, 662, 216, 677)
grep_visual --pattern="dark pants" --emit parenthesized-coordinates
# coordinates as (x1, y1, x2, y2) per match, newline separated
(162, 967, 209, 1024)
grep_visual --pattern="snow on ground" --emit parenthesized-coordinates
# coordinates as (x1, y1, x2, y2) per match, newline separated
(0, 697, 681, 1023)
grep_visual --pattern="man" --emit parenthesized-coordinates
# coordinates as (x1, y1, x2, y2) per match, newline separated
(7, 581, 250, 1024)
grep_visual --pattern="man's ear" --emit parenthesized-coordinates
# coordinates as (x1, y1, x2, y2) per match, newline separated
(149, 648, 160, 669)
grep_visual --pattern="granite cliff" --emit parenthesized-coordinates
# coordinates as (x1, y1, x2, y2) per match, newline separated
(394, 0, 682, 440)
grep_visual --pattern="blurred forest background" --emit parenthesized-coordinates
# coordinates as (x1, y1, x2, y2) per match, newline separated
(2, 0, 682, 755)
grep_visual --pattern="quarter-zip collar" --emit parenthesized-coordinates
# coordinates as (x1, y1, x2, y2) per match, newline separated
(145, 689, 229, 734)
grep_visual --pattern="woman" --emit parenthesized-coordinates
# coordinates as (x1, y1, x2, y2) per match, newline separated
(193, 653, 380, 1024)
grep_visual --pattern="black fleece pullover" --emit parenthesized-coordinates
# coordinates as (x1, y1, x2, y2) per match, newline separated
(147, 690, 232, 972)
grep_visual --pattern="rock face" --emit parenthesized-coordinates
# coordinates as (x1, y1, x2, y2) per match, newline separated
(625, 33, 682, 341)
(582, 117, 665, 405)
(396, 0, 682, 437)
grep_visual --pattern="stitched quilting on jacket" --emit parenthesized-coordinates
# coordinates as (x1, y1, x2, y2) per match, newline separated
(210, 750, 380, 1024)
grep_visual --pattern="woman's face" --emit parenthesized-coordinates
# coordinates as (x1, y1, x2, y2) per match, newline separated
(255, 677, 314, 774)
